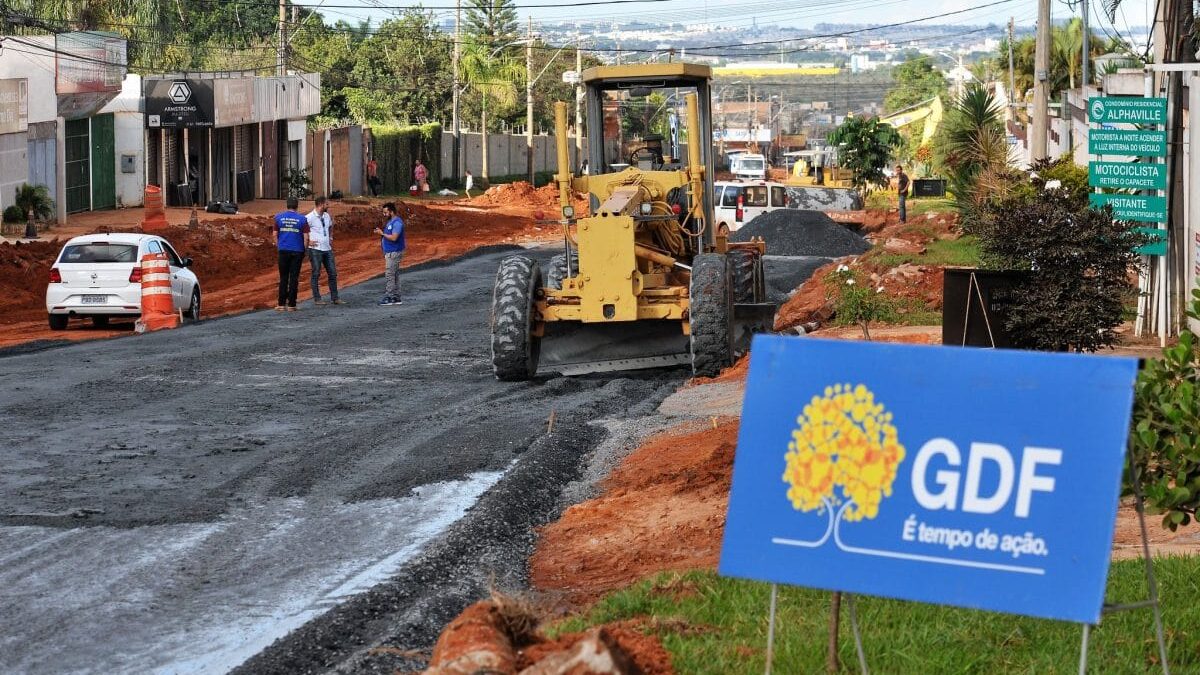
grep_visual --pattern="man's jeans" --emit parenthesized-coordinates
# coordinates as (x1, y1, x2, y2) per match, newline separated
(308, 248, 339, 301)
(899, 194, 907, 223)
(384, 251, 404, 300)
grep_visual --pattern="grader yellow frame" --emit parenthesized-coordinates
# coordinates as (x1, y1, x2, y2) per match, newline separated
(490, 64, 771, 380)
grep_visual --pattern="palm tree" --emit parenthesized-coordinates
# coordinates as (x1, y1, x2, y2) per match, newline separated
(935, 84, 1009, 220)
(459, 42, 525, 179)
(1054, 18, 1084, 90)
(14, 183, 55, 239)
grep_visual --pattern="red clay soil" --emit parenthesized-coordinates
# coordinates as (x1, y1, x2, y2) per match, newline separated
(468, 181, 588, 215)
(0, 199, 546, 349)
(516, 624, 674, 674)
(423, 599, 673, 675)
(774, 211, 961, 333)
(530, 420, 739, 606)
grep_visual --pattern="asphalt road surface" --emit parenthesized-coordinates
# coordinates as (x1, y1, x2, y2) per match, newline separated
(0, 245, 683, 674)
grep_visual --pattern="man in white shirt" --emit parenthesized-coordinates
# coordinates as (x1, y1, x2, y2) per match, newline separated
(306, 195, 342, 305)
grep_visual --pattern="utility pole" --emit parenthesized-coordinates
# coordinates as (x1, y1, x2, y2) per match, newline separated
(452, 0, 461, 183)
(277, 0, 286, 76)
(1031, 0, 1051, 161)
(1080, 0, 1089, 91)
(1007, 17, 1015, 115)
(526, 18, 535, 185)
(575, 32, 583, 173)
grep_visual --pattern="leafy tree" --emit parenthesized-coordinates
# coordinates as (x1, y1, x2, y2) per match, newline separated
(826, 116, 902, 200)
(464, 0, 519, 48)
(343, 11, 452, 125)
(883, 59, 947, 113)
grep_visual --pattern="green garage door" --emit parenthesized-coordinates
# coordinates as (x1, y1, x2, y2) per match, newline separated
(90, 114, 116, 211)
(64, 119, 90, 214)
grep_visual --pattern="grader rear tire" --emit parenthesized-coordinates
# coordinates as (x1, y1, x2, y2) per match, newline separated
(727, 248, 765, 304)
(689, 253, 734, 378)
(491, 256, 542, 381)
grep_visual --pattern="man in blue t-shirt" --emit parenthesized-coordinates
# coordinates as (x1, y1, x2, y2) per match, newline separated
(373, 202, 406, 306)
(273, 197, 310, 311)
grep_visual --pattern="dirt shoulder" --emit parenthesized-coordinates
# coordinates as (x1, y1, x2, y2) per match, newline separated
(0, 195, 551, 349)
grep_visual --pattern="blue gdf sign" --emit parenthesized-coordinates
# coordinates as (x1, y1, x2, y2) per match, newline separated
(719, 337, 1138, 624)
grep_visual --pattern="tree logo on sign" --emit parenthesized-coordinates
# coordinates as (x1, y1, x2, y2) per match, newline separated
(783, 384, 906, 522)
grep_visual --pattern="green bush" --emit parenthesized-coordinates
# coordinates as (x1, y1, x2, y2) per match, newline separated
(1128, 288, 1200, 530)
(371, 122, 442, 194)
(974, 159, 1147, 352)
(2, 204, 23, 223)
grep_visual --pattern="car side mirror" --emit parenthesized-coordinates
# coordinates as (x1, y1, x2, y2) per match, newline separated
(181, 257, 193, 268)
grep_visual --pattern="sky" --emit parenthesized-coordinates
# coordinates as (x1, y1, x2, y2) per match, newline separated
(305, 0, 1156, 41)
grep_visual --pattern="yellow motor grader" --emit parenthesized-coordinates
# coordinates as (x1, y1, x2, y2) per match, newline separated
(490, 63, 772, 380)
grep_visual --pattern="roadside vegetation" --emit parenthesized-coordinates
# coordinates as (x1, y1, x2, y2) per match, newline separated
(554, 560, 1200, 673)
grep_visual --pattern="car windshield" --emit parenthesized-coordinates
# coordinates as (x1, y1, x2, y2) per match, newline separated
(740, 159, 765, 170)
(60, 243, 138, 263)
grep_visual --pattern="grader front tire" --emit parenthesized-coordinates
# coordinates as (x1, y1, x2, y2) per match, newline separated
(689, 253, 734, 378)
(491, 256, 542, 381)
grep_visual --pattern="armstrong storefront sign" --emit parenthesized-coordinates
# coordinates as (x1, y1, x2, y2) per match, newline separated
(145, 79, 214, 129)
(720, 337, 1138, 624)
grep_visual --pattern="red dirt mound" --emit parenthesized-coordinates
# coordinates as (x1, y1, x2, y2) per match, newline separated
(530, 420, 738, 605)
(469, 181, 588, 215)
(0, 239, 68, 323)
(423, 599, 673, 675)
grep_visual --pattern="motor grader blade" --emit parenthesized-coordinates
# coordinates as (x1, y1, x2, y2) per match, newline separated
(538, 320, 690, 376)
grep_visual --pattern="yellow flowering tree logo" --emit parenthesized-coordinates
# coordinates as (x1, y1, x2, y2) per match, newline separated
(783, 384, 906, 522)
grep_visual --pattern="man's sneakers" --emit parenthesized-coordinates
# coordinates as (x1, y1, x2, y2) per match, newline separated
(332, 299, 346, 305)
(378, 296, 403, 306)
(314, 299, 329, 306)
(274, 305, 287, 312)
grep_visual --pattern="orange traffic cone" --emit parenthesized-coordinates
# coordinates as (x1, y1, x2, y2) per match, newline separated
(141, 185, 168, 231)
(136, 251, 180, 332)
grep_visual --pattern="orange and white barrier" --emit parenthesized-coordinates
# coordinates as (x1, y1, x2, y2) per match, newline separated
(142, 185, 168, 231)
(136, 252, 179, 332)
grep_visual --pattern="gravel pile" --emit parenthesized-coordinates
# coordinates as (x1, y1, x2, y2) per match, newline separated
(730, 209, 870, 258)
(764, 255, 834, 304)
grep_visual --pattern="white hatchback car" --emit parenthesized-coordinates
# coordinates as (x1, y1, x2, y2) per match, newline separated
(46, 233, 201, 330)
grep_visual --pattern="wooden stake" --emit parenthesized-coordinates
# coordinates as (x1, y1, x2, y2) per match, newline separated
(827, 591, 842, 673)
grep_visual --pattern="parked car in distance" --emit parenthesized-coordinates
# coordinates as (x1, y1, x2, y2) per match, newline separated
(714, 180, 790, 233)
(730, 153, 768, 180)
(46, 233, 201, 330)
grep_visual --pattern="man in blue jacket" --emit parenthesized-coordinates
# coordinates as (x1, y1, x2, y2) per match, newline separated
(373, 202, 406, 305)
(273, 196, 310, 311)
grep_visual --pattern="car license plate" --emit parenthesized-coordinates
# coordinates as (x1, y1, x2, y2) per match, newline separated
(81, 295, 107, 304)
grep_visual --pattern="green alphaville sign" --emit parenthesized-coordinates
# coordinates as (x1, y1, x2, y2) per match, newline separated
(1088, 97, 1167, 124)
(1089, 193, 1168, 223)
(1088, 161, 1167, 189)
(1088, 129, 1167, 157)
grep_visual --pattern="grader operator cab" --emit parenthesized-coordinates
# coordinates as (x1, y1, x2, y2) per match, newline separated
(489, 63, 773, 381)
